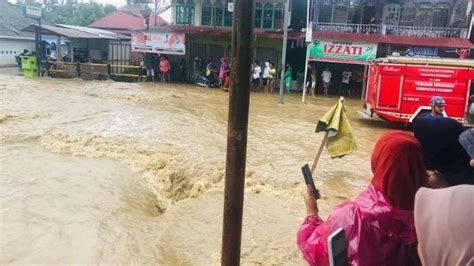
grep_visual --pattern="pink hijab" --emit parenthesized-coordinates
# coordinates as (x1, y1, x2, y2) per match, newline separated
(415, 185, 474, 266)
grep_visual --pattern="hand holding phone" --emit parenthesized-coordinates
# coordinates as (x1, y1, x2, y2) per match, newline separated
(301, 163, 320, 200)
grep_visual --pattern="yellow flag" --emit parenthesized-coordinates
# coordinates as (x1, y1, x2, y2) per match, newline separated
(316, 98, 357, 158)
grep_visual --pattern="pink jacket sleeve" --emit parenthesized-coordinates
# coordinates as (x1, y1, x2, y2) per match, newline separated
(297, 215, 331, 266)
(297, 203, 355, 266)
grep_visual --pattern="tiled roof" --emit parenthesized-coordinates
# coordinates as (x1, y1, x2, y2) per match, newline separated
(89, 11, 167, 30)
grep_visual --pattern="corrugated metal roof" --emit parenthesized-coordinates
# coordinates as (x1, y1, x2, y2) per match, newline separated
(22, 24, 130, 40)
(0, 0, 35, 39)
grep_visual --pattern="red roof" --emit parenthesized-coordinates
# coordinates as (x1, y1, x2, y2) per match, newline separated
(89, 11, 167, 30)
(308, 31, 473, 49)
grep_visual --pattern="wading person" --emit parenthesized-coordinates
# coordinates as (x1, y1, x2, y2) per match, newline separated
(268, 62, 276, 94)
(284, 63, 293, 94)
(251, 60, 261, 91)
(341, 68, 352, 97)
(262, 61, 272, 93)
(144, 53, 155, 82)
(159, 56, 171, 83)
(179, 58, 187, 82)
(306, 65, 315, 97)
(297, 131, 428, 265)
(321, 67, 332, 96)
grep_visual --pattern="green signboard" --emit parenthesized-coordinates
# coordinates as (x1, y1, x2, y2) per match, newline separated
(309, 40, 377, 63)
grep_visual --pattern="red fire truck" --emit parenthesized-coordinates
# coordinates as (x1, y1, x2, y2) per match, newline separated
(364, 57, 474, 123)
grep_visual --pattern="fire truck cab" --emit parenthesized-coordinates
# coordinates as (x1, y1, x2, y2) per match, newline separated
(364, 57, 474, 123)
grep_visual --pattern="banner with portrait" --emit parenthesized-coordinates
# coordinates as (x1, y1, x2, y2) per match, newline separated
(131, 32, 185, 55)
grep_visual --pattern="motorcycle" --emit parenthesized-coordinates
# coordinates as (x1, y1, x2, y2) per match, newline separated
(193, 71, 219, 88)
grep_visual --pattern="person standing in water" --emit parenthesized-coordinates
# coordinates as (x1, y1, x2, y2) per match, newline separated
(268, 62, 276, 94)
(341, 68, 352, 97)
(284, 63, 293, 94)
(262, 61, 271, 93)
(321, 67, 332, 96)
(251, 61, 262, 91)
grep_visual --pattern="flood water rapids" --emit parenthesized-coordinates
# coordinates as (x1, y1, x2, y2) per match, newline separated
(0, 73, 400, 264)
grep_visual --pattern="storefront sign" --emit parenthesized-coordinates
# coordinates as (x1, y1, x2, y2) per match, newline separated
(25, 6, 41, 19)
(389, 46, 438, 57)
(309, 40, 377, 63)
(131, 32, 185, 55)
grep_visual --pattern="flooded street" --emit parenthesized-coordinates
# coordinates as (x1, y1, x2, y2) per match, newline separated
(0, 73, 396, 264)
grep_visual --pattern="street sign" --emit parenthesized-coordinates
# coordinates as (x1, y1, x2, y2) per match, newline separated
(228, 3, 233, 12)
(25, 6, 41, 19)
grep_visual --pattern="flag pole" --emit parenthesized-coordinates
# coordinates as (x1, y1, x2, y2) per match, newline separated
(302, 0, 311, 103)
(221, 0, 254, 264)
(311, 131, 328, 174)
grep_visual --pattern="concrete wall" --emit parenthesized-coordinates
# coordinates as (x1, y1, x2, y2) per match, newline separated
(0, 38, 35, 66)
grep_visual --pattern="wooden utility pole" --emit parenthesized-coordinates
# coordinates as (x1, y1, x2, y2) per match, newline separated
(221, 0, 254, 264)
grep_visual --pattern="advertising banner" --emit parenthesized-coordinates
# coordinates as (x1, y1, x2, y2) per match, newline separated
(309, 40, 377, 64)
(131, 32, 185, 55)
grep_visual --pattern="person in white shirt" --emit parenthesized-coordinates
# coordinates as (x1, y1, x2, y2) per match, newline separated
(251, 60, 262, 91)
(341, 68, 352, 96)
(262, 60, 272, 93)
(321, 67, 332, 96)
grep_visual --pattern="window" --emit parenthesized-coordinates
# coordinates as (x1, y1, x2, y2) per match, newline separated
(414, 7, 433, 27)
(223, 0, 233, 27)
(361, 6, 376, 24)
(319, 5, 332, 23)
(347, 6, 362, 24)
(263, 3, 273, 29)
(201, 0, 213, 26)
(214, 0, 224, 26)
(399, 4, 416, 26)
(332, 6, 348, 23)
(432, 8, 448, 27)
(432, 3, 449, 28)
(176, 0, 195, 25)
(255, 3, 263, 28)
(273, 3, 283, 29)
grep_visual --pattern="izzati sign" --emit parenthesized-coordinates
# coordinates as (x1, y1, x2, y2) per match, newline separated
(309, 40, 377, 63)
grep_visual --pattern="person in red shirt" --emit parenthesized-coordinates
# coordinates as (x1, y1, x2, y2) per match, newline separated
(159, 56, 171, 82)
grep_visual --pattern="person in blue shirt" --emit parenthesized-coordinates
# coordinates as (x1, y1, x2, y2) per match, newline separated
(427, 96, 446, 117)
(413, 96, 473, 185)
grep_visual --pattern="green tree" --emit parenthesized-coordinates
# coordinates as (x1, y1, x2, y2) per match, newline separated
(21, 0, 118, 26)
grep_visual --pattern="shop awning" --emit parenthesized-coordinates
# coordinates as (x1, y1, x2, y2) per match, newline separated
(307, 31, 474, 49)
(147, 25, 301, 40)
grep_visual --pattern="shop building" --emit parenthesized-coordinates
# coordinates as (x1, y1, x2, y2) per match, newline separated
(302, 0, 473, 96)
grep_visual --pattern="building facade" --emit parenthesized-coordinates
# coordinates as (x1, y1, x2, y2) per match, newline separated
(301, 0, 473, 95)
(0, 0, 36, 66)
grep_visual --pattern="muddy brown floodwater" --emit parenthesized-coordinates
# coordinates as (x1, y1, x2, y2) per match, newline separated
(0, 73, 399, 265)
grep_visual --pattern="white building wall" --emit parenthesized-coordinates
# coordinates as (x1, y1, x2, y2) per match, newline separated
(0, 38, 36, 66)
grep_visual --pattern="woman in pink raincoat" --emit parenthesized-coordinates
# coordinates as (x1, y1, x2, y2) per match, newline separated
(297, 131, 429, 266)
(219, 57, 228, 88)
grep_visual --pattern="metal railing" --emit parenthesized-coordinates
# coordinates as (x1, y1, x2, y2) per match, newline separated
(312, 22, 468, 38)
(46, 61, 144, 81)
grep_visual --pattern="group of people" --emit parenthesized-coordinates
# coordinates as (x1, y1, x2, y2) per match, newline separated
(141, 53, 172, 82)
(251, 60, 277, 93)
(304, 66, 364, 98)
(297, 95, 473, 265)
(193, 56, 231, 91)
